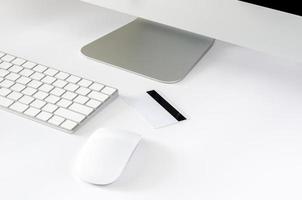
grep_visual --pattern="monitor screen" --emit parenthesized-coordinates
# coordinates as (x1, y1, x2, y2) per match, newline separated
(239, 1, 301, 17)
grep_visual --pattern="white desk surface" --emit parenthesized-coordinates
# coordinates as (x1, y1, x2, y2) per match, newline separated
(1, 0, 302, 199)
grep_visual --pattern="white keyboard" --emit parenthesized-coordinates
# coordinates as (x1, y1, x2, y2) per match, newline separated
(0, 51, 118, 132)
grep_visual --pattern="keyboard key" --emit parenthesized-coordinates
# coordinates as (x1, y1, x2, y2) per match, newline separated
(44, 68, 58, 76)
(42, 103, 58, 113)
(64, 83, 79, 92)
(22, 87, 37, 96)
(56, 99, 72, 108)
(66, 75, 81, 83)
(55, 107, 85, 123)
(0, 79, 14, 88)
(50, 88, 65, 96)
(39, 84, 54, 93)
(30, 72, 45, 80)
(7, 91, 23, 101)
(48, 115, 65, 126)
(78, 79, 92, 87)
(0, 69, 9, 77)
(69, 103, 93, 115)
(101, 87, 117, 95)
(16, 76, 31, 85)
(89, 82, 104, 91)
(6, 73, 20, 81)
(45, 95, 60, 104)
(30, 99, 46, 109)
(0, 62, 13, 69)
(24, 107, 40, 117)
(33, 65, 47, 72)
(62, 91, 77, 100)
(53, 79, 67, 88)
(75, 87, 91, 96)
(11, 83, 26, 92)
(55, 72, 70, 80)
(33, 91, 48, 100)
(36, 111, 52, 121)
(19, 95, 35, 105)
(60, 120, 77, 131)
(0, 96, 13, 107)
(22, 61, 37, 69)
(86, 99, 101, 109)
(10, 102, 28, 113)
(1, 54, 15, 62)
(74, 95, 89, 104)
(27, 80, 43, 89)
(9, 65, 23, 73)
(0, 52, 5, 58)
(11, 58, 26, 66)
(41, 75, 56, 84)
(88, 91, 108, 102)
(19, 69, 34, 77)
(0, 88, 12, 96)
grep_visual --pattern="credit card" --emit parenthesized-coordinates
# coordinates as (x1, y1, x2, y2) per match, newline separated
(123, 90, 186, 128)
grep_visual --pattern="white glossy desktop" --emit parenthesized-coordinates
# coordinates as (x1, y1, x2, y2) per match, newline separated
(1, 0, 302, 200)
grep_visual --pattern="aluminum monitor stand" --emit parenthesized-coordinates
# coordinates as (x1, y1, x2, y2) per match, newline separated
(81, 18, 215, 83)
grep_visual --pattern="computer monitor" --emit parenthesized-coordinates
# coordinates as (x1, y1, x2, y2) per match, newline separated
(81, 0, 302, 83)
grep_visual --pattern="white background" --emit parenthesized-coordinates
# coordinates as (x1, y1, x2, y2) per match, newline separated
(1, 0, 302, 199)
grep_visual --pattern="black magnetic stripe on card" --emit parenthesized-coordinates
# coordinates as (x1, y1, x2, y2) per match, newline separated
(147, 90, 186, 121)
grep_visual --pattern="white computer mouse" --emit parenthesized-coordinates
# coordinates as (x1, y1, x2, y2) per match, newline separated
(74, 128, 142, 185)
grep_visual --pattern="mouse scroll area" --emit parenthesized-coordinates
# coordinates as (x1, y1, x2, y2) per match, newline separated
(74, 129, 142, 185)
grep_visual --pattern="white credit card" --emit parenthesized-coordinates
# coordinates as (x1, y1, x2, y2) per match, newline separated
(123, 90, 186, 129)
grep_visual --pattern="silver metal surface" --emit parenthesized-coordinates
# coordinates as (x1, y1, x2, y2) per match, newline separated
(81, 18, 215, 83)
(0, 51, 119, 133)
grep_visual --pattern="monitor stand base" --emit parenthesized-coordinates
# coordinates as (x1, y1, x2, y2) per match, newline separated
(81, 18, 215, 83)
